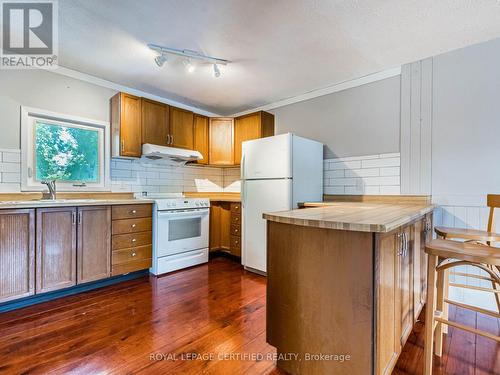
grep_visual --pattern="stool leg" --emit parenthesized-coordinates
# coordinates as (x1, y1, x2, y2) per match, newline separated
(490, 265, 500, 313)
(424, 254, 438, 375)
(435, 267, 444, 357)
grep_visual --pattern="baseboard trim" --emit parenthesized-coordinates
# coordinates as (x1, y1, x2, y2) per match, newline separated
(0, 270, 149, 313)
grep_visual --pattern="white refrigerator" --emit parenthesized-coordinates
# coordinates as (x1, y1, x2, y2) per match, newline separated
(241, 133, 323, 274)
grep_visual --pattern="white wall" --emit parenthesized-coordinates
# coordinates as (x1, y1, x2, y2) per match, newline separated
(0, 70, 116, 149)
(270, 76, 401, 159)
(432, 38, 500, 206)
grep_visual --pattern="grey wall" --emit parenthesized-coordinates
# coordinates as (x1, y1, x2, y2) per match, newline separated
(432, 38, 500, 201)
(0, 70, 117, 149)
(269, 76, 401, 159)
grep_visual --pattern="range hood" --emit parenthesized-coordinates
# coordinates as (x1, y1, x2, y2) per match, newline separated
(141, 143, 203, 165)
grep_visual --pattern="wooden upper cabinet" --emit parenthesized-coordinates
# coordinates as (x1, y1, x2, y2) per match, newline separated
(194, 114, 209, 165)
(209, 118, 234, 165)
(142, 98, 169, 147)
(111, 92, 142, 158)
(77, 206, 111, 284)
(234, 111, 274, 165)
(170, 107, 194, 149)
(0, 209, 35, 303)
(36, 207, 77, 294)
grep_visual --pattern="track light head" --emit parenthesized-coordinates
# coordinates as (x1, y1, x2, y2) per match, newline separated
(154, 54, 167, 67)
(213, 63, 221, 78)
(184, 59, 195, 73)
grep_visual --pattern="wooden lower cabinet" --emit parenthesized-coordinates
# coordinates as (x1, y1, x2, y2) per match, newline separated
(77, 206, 111, 284)
(376, 214, 433, 375)
(36, 207, 77, 294)
(0, 209, 35, 303)
(209, 201, 241, 257)
(111, 204, 153, 276)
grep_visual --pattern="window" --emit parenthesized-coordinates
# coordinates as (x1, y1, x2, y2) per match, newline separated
(21, 107, 110, 191)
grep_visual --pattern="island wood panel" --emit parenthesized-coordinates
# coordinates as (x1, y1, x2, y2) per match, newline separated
(193, 114, 209, 165)
(141, 98, 169, 146)
(77, 206, 111, 284)
(0, 209, 35, 303)
(36, 207, 77, 294)
(397, 224, 414, 349)
(266, 221, 373, 375)
(375, 228, 400, 375)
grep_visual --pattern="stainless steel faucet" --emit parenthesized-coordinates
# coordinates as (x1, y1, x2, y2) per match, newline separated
(41, 180, 57, 200)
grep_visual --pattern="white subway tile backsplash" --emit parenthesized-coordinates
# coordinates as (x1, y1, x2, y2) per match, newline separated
(345, 168, 379, 178)
(324, 153, 401, 196)
(361, 157, 400, 168)
(380, 167, 400, 176)
(0, 162, 20, 173)
(2, 152, 20, 163)
(1, 172, 20, 183)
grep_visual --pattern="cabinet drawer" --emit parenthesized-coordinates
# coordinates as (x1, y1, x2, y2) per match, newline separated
(112, 204, 152, 220)
(230, 224, 241, 237)
(112, 258, 152, 276)
(112, 231, 152, 250)
(231, 203, 241, 214)
(230, 235, 241, 256)
(112, 218, 152, 235)
(231, 212, 241, 225)
(112, 245, 152, 265)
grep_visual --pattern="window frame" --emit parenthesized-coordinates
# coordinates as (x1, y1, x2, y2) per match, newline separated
(21, 106, 110, 192)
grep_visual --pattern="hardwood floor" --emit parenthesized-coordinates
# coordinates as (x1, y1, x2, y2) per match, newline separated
(0, 258, 498, 375)
(394, 306, 500, 375)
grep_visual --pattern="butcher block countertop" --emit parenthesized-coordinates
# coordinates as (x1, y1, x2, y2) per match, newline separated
(263, 201, 434, 233)
(0, 192, 153, 209)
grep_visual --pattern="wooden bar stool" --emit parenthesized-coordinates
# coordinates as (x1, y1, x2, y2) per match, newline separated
(424, 239, 500, 375)
(435, 194, 500, 312)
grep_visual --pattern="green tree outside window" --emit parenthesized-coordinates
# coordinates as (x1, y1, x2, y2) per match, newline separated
(35, 121, 99, 182)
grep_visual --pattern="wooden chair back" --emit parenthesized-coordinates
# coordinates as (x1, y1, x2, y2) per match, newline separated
(487, 194, 500, 232)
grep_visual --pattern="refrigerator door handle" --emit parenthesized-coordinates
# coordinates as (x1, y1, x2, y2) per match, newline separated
(240, 152, 245, 180)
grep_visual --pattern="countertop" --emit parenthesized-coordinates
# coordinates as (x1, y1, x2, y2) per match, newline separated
(0, 198, 154, 210)
(263, 201, 434, 233)
(184, 192, 241, 202)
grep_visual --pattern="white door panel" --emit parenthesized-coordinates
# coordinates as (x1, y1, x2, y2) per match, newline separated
(242, 134, 292, 180)
(242, 179, 292, 272)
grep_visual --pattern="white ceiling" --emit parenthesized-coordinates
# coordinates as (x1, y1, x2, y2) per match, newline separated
(59, 0, 500, 115)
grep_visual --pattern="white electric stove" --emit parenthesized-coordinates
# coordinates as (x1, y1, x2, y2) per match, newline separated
(137, 193, 210, 275)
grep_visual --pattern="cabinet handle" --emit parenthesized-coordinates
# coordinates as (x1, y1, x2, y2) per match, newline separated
(132, 252, 137, 257)
(121, 139, 125, 153)
(72, 212, 76, 225)
(131, 224, 137, 228)
(78, 211, 82, 225)
(132, 238, 137, 243)
(130, 210, 137, 215)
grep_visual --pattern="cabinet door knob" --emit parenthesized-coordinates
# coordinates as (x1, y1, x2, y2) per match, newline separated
(131, 224, 137, 228)
(132, 252, 137, 257)
(132, 238, 137, 242)
(131, 210, 137, 214)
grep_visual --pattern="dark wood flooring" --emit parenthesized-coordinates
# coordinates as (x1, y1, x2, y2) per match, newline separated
(0, 258, 498, 374)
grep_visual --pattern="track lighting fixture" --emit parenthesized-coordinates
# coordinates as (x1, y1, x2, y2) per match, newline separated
(213, 63, 221, 78)
(154, 54, 167, 67)
(184, 59, 195, 73)
(148, 44, 229, 77)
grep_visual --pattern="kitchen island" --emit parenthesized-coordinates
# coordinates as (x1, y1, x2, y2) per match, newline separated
(263, 200, 434, 375)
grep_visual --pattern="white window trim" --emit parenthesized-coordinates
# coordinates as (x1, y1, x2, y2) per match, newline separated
(21, 106, 111, 192)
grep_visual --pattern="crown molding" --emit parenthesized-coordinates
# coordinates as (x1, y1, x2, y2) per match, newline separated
(52, 66, 222, 117)
(230, 66, 402, 117)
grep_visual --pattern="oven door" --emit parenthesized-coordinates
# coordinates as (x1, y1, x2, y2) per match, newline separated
(156, 208, 209, 257)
